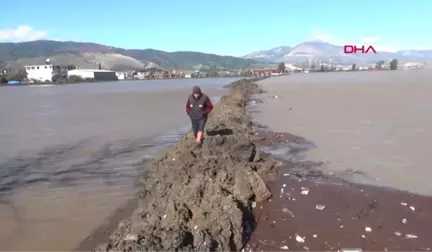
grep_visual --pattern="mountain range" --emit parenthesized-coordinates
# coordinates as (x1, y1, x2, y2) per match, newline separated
(2, 40, 431, 71)
(243, 41, 432, 67)
(0, 40, 259, 71)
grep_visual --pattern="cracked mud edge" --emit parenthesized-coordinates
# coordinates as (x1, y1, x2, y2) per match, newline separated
(88, 77, 286, 252)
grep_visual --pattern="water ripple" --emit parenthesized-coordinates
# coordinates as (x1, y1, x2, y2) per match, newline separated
(0, 126, 191, 196)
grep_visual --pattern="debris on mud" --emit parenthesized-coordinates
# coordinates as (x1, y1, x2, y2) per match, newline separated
(94, 77, 282, 252)
(248, 172, 432, 251)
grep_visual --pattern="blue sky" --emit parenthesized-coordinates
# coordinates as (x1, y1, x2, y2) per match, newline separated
(0, 0, 431, 56)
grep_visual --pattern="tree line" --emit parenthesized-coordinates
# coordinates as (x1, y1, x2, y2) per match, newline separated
(0, 65, 27, 83)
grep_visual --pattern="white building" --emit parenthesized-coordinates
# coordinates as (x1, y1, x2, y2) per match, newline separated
(134, 72, 146, 80)
(116, 72, 126, 80)
(284, 63, 302, 72)
(67, 69, 118, 81)
(25, 64, 54, 82)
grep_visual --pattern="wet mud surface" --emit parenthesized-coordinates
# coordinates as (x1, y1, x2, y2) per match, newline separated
(247, 170, 432, 251)
(248, 172, 432, 251)
(245, 103, 432, 251)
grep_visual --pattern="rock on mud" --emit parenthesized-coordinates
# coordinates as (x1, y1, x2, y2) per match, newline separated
(94, 77, 281, 252)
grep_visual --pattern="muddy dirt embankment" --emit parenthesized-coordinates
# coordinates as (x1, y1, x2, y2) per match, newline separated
(94, 77, 282, 251)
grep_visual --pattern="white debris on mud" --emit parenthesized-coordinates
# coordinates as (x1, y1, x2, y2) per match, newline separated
(282, 207, 294, 217)
(405, 234, 418, 239)
(300, 187, 309, 195)
(401, 202, 416, 212)
(295, 235, 305, 243)
(124, 234, 138, 241)
(315, 204, 326, 211)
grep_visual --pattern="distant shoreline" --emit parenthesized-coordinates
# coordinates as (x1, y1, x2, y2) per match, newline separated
(0, 76, 249, 87)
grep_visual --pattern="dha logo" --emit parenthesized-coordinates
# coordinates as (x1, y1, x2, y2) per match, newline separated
(344, 45, 377, 54)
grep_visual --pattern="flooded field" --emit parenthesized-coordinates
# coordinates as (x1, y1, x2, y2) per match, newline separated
(0, 78, 233, 250)
(252, 70, 432, 196)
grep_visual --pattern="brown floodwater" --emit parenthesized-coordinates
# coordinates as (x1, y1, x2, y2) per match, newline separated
(252, 70, 432, 196)
(0, 78, 232, 250)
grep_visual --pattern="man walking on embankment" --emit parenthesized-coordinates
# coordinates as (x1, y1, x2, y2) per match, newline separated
(186, 85, 213, 145)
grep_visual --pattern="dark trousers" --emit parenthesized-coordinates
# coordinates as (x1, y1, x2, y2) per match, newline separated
(191, 118, 207, 138)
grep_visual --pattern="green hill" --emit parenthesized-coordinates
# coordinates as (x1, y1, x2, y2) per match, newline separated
(0, 40, 258, 71)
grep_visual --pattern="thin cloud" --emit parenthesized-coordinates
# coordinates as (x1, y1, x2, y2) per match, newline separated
(0, 25, 48, 42)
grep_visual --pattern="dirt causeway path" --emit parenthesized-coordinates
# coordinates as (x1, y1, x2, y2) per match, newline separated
(90, 77, 432, 251)
(91, 77, 282, 251)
